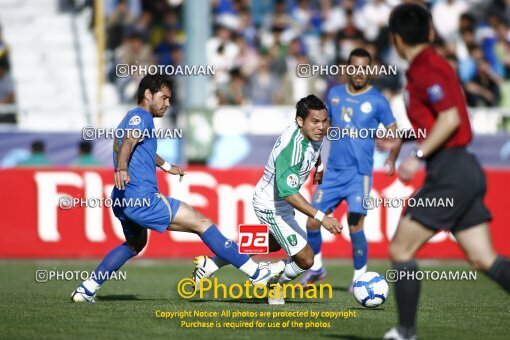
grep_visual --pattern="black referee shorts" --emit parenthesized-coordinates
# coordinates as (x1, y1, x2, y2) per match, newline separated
(405, 147, 492, 233)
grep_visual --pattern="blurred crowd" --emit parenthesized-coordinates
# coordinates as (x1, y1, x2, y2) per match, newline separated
(0, 24, 15, 110)
(96, 0, 510, 113)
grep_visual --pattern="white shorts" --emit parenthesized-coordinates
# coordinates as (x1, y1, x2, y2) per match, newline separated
(253, 207, 307, 256)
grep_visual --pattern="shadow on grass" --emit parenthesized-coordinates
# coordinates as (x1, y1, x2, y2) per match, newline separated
(331, 285, 350, 292)
(96, 294, 159, 301)
(189, 298, 320, 304)
(322, 334, 380, 340)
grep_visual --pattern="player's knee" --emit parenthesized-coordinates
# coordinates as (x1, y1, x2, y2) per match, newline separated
(389, 241, 414, 262)
(466, 254, 495, 272)
(296, 257, 314, 270)
(125, 239, 146, 254)
(294, 247, 314, 269)
(306, 216, 321, 230)
(347, 213, 363, 227)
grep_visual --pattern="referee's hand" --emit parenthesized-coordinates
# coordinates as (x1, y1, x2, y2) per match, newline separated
(114, 169, 130, 190)
(398, 156, 420, 182)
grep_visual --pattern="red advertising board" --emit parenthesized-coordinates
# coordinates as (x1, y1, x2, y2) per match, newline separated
(0, 168, 509, 259)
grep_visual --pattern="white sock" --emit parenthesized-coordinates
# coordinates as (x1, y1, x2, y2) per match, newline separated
(310, 252, 323, 271)
(212, 254, 256, 269)
(278, 258, 306, 284)
(82, 278, 100, 294)
(353, 265, 367, 282)
(239, 259, 259, 278)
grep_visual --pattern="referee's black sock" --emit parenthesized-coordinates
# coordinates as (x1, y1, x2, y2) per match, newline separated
(486, 256, 510, 294)
(393, 260, 420, 338)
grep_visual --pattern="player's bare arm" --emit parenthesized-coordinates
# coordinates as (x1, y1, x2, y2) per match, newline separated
(284, 193, 342, 235)
(384, 123, 402, 176)
(114, 133, 140, 190)
(313, 154, 324, 184)
(399, 107, 460, 182)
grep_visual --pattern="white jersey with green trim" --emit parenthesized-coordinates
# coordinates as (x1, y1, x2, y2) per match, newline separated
(253, 123, 322, 215)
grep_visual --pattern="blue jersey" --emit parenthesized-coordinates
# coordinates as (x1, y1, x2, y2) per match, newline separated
(113, 107, 157, 198)
(326, 85, 395, 175)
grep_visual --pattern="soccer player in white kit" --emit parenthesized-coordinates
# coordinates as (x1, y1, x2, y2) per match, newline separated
(192, 95, 342, 303)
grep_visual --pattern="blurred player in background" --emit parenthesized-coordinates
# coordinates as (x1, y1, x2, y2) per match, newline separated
(384, 4, 510, 340)
(193, 95, 342, 304)
(302, 48, 401, 291)
(72, 75, 284, 302)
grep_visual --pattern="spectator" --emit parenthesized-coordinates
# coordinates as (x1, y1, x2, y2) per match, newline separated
(336, 9, 365, 62)
(154, 29, 180, 66)
(112, 29, 154, 102)
(432, 0, 469, 43)
(73, 142, 103, 167)
(464, 45, 503, 106)
(217, 68, 247, 105)
(0, 62, 14, 104)
(206, 25, 239, 85)
(17, 141, 52, 167)
(249, 55, 282, 105)
(106, 0, 136, 51)
(359, 0, 392, 42)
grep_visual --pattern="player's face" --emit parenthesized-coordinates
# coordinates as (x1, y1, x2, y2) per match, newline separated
(297, 109, 328, 142)
(348, 56, 370, 91)
(149, 86, 171, 117)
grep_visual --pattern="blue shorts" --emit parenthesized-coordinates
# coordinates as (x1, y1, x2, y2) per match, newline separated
(311, 167, 372, 215)
(111, 189, 181, 239)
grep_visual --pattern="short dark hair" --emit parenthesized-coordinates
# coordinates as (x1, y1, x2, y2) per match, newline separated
(137, 75, 172, 104)
(348, 48, 372, 65)
(79, 141, 93, 154)
(31, 140, 45, 153)
(296, 95, 326, 120)
(389, 3, 431, 46)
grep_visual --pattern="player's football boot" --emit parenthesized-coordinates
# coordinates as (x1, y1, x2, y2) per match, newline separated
(71, 284, 97, 303)
(383, 327, 417, 340)
(250, 260, 285, 286)
(299, 267, 327, 289)
(192, 255, 218, 289)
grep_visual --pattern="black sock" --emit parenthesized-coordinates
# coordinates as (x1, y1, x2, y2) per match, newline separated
(393, 260, 420, 338)
(486, 256, 510, 294)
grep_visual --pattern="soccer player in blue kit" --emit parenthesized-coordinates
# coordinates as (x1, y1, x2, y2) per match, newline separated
(72, 75, 284, 302)
(301, 48, 401, 290)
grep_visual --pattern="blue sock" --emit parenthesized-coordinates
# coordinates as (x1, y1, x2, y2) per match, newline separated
(93, 243, 137, 284)
(351, 229, 368, 270)
(200, 225, 254, 274)
(307, 228, 323, 255)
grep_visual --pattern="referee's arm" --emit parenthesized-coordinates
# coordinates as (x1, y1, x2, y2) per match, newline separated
(418, 107, 460, 158)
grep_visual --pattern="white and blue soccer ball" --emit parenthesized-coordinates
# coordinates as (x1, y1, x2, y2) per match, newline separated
(353, 272, 389, 308)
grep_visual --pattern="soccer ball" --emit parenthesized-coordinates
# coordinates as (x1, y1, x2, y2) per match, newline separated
(353, 272, 389, 308)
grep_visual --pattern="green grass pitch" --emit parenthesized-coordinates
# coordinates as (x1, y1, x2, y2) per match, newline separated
(0, 259, 508, 339)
